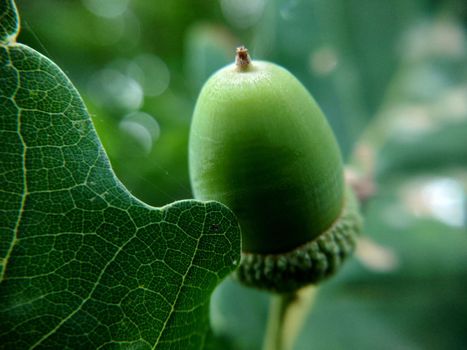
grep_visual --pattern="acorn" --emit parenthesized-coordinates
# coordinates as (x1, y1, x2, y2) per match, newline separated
(189, 47, 361, 293)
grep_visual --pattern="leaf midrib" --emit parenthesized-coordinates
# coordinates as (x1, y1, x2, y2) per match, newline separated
(152, 212, 207, 349)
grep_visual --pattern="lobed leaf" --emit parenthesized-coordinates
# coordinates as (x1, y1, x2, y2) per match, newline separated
(0, 0, 18, 44)
(0, 2, 241, 348)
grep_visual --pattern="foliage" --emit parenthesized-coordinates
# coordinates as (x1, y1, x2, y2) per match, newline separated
(0, 1, 240, 348)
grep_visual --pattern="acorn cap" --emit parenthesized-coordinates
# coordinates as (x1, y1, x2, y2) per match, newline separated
(235, 187, 361, 293)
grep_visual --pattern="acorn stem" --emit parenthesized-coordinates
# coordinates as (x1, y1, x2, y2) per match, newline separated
(263, 293, 293, 350)
(262, 286, 318, 350)
(235, 46, 251, 69)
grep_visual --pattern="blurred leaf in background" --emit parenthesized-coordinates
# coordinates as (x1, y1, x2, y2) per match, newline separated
(15, 0, 467, 349)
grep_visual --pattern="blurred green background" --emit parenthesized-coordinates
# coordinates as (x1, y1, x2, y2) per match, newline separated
(15, 0, 467, 349)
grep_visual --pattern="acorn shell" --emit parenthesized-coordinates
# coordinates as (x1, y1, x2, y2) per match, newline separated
(189, 60, 361, 292)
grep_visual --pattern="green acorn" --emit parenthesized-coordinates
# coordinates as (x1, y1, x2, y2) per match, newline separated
(189, 47, 361, 293)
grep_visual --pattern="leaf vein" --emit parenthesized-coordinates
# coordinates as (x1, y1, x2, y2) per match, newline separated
(1, 47, 27, 282)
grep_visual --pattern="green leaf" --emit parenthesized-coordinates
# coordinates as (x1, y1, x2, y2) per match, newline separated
(0, 3, 241, 349)
(0, 0, 18, 44)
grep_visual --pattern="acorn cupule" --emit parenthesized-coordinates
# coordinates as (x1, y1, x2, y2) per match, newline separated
(235, 188, 361, 293)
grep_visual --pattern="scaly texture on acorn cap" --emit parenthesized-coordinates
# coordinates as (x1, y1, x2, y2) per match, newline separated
(235, 187, 362, 293)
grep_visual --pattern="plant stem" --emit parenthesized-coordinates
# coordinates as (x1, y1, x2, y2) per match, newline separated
(262, 286, 318, 350)
(262, 292, 293, 350)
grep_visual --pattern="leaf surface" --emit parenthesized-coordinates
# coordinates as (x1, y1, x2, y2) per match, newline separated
(0, 0, 17, 44)
(0, 1, 240, 348)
